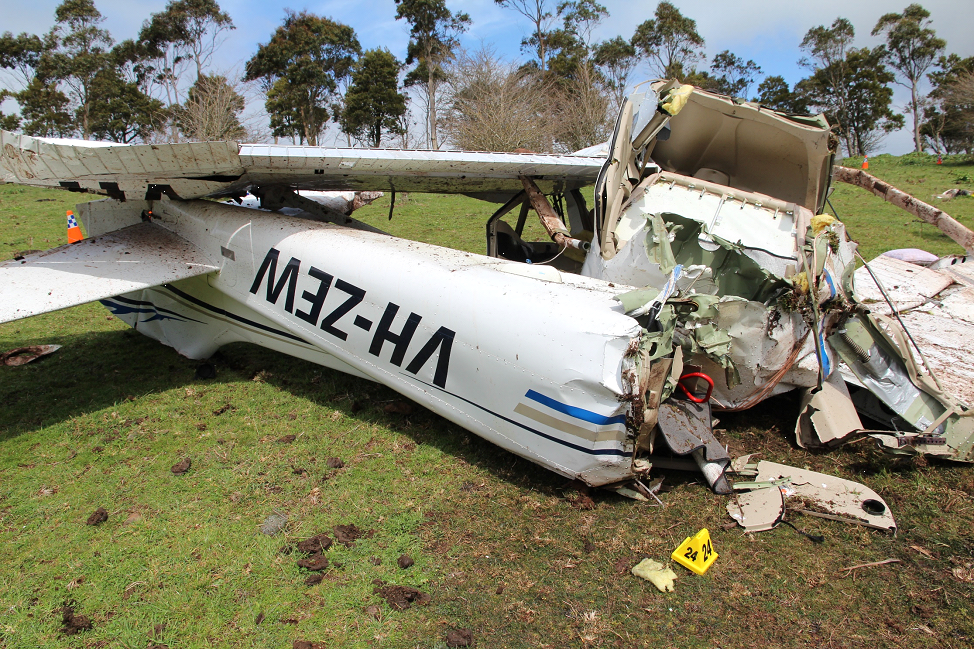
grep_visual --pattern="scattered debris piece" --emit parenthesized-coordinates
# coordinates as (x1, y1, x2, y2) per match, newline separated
(839, 558, 900, 577)
(370, 556, 382, 566)
(86, 507, 108, 526)
(255, 612, 264, 625)
(59, 603, 92, 635)
(293, 641, 326, 649)
(727, 487, 785, 532)
(260, 512, 288, 536)
(304, 574, 324, 586)
(1, 344, 61, 366)
(934, 188, 973, 200)
(333, 524, 370, 546)
(446, 628, 474, 647)
(170, 458, 192, 475)
(297, 554, 329, 571)
(728, 460, 896, 532)
(495, 585, 505, 595)
(212, 403, 234, 416)
(325, 457, 344, 469)
(631, 559, 677, 592)
(277, 434, 296, 443)
(373, 584, 430, 610)
(364, 605, 381, 620)
(582, 540, 595, 553)
(880, 248, 940, 266)
(951, 562, 974, 583)
(671, 529, 717, 575)
(384, 401, 414, 415)
(397, 554, 414, 569)
(194, 363, 216, 379)
(296, 534, 333, 554)
(909, 545, 935, 559)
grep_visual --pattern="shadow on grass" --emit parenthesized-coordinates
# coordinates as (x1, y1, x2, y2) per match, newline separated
(0, 329, 588, 501)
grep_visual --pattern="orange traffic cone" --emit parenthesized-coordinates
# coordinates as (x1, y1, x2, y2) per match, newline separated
(862, 156, 869, 170)
(67, 210, 84, 243)
(937, 154, 943, 165)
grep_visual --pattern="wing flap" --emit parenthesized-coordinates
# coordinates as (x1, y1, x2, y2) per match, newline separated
(0, 222, 218, 324)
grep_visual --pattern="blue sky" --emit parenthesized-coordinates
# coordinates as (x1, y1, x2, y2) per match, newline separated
(2, 0, 972, 152)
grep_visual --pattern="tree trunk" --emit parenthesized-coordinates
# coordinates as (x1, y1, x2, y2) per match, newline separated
(833, 166, 974, 254)
(911, 82, 921, 153)
(428, 72, 438, 150)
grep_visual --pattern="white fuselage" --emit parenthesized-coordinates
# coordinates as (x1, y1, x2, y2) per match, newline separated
(84, 197, 643, 486)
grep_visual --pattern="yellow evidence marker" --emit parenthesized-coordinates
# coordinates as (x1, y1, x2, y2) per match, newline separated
(671, 528, 717, 575)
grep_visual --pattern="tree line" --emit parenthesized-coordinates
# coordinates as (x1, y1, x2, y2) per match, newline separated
(0, 0, 971, 156)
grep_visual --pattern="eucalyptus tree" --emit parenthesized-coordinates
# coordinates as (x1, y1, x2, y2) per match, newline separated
(395, 0, 470, 149)
(872, 4, 946, 152)
(245, 12, 360, 146)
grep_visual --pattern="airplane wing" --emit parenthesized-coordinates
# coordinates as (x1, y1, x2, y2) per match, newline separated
(0, 130, 604, 201)
(0, 221, 218, 323)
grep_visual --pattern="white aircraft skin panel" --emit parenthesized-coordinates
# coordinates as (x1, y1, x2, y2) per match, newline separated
(132, 199, 641, 484)
(105, 282, 373, 381)
(0, 222, 219, 324)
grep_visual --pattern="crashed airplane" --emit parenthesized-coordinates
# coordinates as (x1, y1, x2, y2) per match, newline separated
(1, 81, 972, 514)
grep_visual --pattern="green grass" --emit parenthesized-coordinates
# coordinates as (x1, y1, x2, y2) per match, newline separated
(831, 153, 974, 260)
(1, 158, 974, 648)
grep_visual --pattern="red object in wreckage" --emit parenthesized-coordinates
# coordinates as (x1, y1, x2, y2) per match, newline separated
(677, 372, 715, 403)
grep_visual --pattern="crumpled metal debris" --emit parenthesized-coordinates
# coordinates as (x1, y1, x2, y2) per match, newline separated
(1, 344, 61, 366)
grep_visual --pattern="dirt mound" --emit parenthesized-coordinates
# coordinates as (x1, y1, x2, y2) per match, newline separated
(170, 458, 191, 475)
(446, 628, 474, 647)
(296, 554, 329, 571)
(59, 604, 92, 636)
(296, 534, 333, 554)
(86, 508, 108, 526)
(373, 585, 430, 610)
(333, 524, 371, 546)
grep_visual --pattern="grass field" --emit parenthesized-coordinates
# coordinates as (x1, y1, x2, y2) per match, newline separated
(1, 154, 973, 649)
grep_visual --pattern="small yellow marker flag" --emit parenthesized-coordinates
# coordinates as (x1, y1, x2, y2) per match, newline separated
(671, 528, 717, 575)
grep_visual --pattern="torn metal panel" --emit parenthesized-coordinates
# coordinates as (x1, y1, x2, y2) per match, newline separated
(656, 399, 731, 493)
(795, 368, 864, 448)
(727, 486, 785, 532)
(0, 344, 61, 366)
(731, 460, 896, 533)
